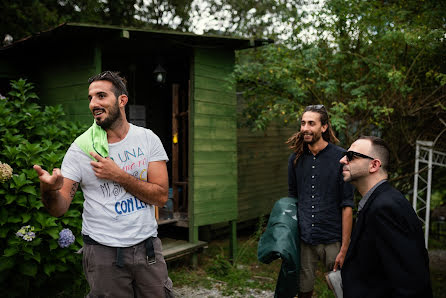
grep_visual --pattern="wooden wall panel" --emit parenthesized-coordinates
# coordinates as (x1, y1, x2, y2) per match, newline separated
(38, 48, 100, 125)
(191, 48, 238, 227)
(237, 124, 296, 222)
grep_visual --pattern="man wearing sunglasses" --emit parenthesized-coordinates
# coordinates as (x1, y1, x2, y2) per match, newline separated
(33, 71, 174, 297)
(340, 136, 432, 298)
(287, 105, 354, 298)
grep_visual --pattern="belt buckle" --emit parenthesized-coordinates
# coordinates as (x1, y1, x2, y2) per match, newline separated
(147, 256, 156, 265)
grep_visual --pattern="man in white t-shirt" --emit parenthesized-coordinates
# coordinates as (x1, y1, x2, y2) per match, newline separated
(33, 71, 174, 297)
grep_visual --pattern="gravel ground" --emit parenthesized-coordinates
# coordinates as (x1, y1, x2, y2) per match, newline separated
(174, 286, 274, 298)
(173, 250, 446, 298)
(429, 249, 446, 272)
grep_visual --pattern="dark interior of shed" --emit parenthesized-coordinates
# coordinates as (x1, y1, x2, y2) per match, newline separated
(101, 40, 191, 220)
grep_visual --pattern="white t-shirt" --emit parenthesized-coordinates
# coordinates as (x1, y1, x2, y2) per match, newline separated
(61, 124, 168, 247)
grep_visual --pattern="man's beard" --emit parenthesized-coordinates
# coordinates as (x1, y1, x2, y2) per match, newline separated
(344, 167, 366, 183)
(303, 132, 322, 145)
(96, 101, 121, 130)
(343, 171, 353, 183)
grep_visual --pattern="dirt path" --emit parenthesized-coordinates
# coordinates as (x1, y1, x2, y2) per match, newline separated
(429, 250, 446, 272)
(174, 250, 445, 298)
(174, 286, 274, 298)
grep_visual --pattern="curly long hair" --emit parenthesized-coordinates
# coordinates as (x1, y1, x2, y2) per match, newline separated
(286, 105, 339, 166)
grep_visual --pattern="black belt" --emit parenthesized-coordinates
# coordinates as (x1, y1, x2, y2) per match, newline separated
(82, 235, 156, 267)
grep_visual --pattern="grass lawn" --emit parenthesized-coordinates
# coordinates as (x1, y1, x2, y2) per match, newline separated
(169, 228, 446, 298)
(169, 228, 335, 297)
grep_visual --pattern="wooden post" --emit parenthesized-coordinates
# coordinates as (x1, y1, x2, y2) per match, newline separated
(172, 84, 180, 211)
(229, 220, 237, 263)
(189, 225, 199, 268)
(181, 88, 188, 211)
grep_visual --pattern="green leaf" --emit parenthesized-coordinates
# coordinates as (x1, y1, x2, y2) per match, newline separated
(49, 240, 58, 250)
(22, 246, 34, 256)
(5, 194, 16, 205)
(0, 256, 14, 272)
(64, 209, 81, 218)
(32, 251, 41, 263)
(21, 213, 32, 223)
(34, 211, 47, 228)
(29, 198, 43, 210)
(0, 227, 9, 237)
(45, 216, 58, 227)
(16, 195, 28, 207)
(46, 227, 60, 239)
(4, 247, 18, 257)
(30, 238, 42, 246)
(7, 216, 22, 223)
(21, 186, 37, 195)
(44, 264, 56, 276)
(19, 261, 38, 277)
(11, 173, 28, 189)
(55, 263, 68, 272)
(0, 208, 8, 225)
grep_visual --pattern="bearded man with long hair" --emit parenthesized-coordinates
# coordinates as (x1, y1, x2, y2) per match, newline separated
(286, 105, 354, 298)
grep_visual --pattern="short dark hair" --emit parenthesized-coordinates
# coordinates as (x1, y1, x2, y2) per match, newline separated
(88, 71, 128, 99)
(359, 136, 390, 171)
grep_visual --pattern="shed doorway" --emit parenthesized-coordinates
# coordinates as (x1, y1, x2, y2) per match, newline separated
(101, 49, 190, 223)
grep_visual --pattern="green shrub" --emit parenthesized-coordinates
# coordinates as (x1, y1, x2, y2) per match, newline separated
(0, 79, 87, 296)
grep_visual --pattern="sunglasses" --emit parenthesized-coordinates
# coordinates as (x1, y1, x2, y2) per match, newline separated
(88, 71, 127, 90)
(343, 151, 375, 162)
(306, 104, 325, 110)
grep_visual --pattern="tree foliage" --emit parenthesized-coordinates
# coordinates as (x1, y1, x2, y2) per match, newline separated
(232, 0, 446, 192)
(1, 0, 445, 194)
(0, 80, 87, 296)
(0, 0, 195, 41)
(193, 0, 300, 37)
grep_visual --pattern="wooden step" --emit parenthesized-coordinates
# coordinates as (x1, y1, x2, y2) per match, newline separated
(157, 218, 178, 225)
(161, 237, 207, 262)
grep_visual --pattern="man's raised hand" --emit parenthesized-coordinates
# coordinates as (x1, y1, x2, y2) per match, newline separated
(89, 151, 123, 181)
(33, 165, 63, 192)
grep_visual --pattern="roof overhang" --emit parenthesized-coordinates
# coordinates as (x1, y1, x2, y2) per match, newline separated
(1, 22, 274, 52)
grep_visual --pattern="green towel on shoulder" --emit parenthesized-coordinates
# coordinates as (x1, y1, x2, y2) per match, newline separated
(74, 122, 108, 160)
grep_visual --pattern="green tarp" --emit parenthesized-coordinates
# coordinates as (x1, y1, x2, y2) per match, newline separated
(258, 197, 300, 298)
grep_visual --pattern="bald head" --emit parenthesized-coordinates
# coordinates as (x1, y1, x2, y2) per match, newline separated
(358, 136, 390, 173)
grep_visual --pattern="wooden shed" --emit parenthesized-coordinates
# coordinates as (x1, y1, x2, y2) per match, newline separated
(0, 23, 293, 259)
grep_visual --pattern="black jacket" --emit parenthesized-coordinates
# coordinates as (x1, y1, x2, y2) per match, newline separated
(342, 182, 432, 298)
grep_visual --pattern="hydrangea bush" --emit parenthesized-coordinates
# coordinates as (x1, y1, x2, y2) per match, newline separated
(0, 79, 87, 296)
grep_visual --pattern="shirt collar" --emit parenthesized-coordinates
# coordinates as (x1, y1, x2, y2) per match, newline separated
(358, 179, 387, 211)
(304, 142, 331, 157)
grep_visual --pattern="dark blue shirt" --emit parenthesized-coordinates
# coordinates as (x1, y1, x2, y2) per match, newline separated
(288, 143, 354, 245)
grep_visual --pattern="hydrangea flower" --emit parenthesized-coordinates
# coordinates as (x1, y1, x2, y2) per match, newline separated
(58, 228, 75, 248)
(0, 162, 13, 182)
(16, 225, 36, 242)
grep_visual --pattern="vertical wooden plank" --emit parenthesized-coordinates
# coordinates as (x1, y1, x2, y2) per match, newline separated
(188, 54, 196, 244)
(181, 87, 188, 211)
(172, 84, 180, 211)
(237, 125, 296, 221)
(229, 220, 237, 263)
(189, 225, 199, 268)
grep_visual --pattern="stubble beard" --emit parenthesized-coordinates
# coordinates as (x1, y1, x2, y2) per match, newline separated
(96, 101, 121, 130)
(343, 171, 353, 183)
